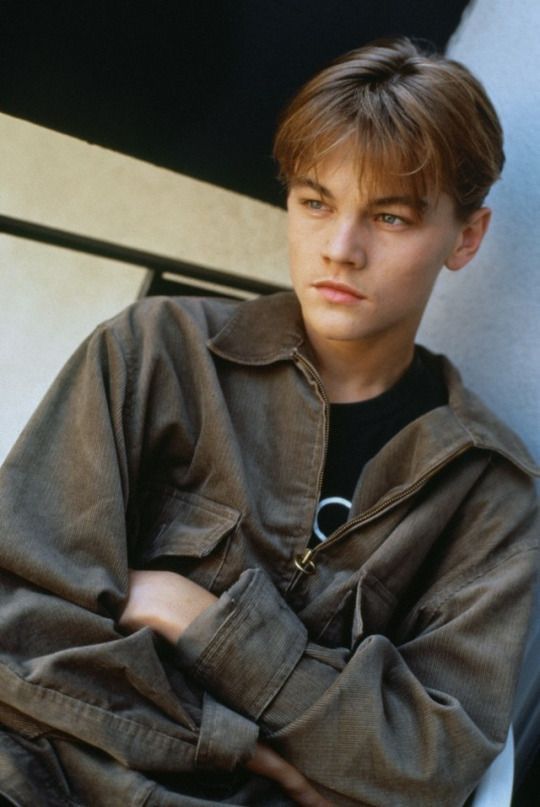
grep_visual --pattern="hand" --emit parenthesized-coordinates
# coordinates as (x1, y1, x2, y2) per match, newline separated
(246, 743, 334, 806)
(118, 569, 217, 643)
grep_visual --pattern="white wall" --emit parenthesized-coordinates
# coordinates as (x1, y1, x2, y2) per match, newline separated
(418, 0, 540, 465)
(0, 115, 288, 461)
(418, 0, 540, 779)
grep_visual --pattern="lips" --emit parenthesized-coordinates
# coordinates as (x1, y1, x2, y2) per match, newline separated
(313, 279, 366, 304)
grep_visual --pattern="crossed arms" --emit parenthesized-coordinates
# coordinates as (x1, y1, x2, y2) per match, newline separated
(119, 569, 332, 805)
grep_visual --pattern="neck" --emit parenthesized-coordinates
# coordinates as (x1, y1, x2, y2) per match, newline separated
(306, 332, 416, 403)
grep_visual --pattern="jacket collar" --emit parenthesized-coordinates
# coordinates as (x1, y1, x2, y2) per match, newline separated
(208, 292, 539, 477)
(437, 353, 539, 476)
(208, 292, 305, 364)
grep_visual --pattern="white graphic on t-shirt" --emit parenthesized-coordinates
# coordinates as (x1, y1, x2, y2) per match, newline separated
(313, 496, 352, 542)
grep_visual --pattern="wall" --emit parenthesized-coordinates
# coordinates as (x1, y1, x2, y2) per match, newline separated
(0, 115, 288, 461)
(418, 0, 540, 465)
(417, 0, 540, 781)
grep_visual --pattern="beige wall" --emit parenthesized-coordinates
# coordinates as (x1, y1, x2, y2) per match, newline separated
(0, 114, 288, 460)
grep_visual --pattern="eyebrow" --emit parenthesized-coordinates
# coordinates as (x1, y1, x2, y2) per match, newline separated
(290, 178, 428, 212)
(290, 176, 335, 199)
(371, 195, 429, 212)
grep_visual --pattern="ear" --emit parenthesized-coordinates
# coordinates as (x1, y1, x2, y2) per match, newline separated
(445, 207, 492, 271)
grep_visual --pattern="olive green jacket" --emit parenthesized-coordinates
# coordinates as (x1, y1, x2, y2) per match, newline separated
(0, 292, 538, 806)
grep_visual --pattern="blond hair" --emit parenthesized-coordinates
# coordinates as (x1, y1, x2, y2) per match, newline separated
(274, 39, 504, 218)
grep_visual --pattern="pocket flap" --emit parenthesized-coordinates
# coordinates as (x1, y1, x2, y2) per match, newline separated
(140, 490, 241, 563)
(352, 572, 397, 643)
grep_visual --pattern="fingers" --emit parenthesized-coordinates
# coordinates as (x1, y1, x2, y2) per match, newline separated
(246, 743, 334, 806)
(277, 767, 333, 806)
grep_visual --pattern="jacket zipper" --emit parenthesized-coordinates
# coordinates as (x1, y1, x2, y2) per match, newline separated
(287, 349, 470, 594)
(291, 349, 330, 581)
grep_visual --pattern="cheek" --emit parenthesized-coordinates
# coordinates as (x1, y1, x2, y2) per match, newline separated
(287, 242, 306, 291)
(287, 240, 300, 274)
(374, 253, 442, 310)
(287, 221, 301, 263)
(288, 229, 315, 274)
(402, 242, 448, 286)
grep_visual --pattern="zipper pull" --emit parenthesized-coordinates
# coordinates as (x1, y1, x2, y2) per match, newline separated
(293, 548, 316, 575)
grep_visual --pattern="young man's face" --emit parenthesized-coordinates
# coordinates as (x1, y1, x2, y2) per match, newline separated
(287, 146, 487, 359)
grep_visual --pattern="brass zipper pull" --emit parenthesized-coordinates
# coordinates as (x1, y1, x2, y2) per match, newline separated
(293, 548, 316, 575)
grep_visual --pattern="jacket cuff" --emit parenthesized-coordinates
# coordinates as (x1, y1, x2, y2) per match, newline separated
(176, 568, 308, 719)
(195, 691, 259, 770)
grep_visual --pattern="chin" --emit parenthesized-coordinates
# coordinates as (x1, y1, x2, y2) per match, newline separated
(323, 329, 370, 343)
(307, 322, 370, 345)
(304, 309, 367, 341)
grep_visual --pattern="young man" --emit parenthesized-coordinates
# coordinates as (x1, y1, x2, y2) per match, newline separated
(0, 38, 538, 806)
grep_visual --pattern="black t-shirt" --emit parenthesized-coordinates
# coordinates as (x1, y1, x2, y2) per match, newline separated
(312, 349, 448, 543)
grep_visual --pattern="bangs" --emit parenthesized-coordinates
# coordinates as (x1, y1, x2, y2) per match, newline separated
(274, 73, 456, 211)
(287, 129, 441, 208)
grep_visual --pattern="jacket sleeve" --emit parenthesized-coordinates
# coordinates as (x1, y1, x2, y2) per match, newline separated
(175, 464, 539, 806)
(0, 318, 258, 775)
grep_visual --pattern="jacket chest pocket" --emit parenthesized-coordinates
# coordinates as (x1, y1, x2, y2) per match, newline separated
(134, 489, 241, 593)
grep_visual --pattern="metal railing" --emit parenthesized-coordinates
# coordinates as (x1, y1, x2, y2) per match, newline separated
(0, 214, 287, 298)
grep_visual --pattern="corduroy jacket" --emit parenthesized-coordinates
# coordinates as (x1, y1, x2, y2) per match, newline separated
(0, 292, 538, 806)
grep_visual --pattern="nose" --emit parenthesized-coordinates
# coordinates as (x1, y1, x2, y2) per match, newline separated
(323, 217, 367, 269)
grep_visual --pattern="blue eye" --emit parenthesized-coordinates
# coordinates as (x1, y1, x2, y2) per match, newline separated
(304, 199, 325, 210)
(379, 213, 402, 225)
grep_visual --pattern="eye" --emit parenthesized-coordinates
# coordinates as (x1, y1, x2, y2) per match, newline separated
(376, 212, 406, 226)
(301, 198, 330, 213)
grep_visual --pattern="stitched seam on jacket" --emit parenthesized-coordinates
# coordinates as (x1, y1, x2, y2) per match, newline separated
(0, 663, 197, 752)
(414, 545, 539, 621)
(195, 588, 302, 716)
(194, 575, 306, 717)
